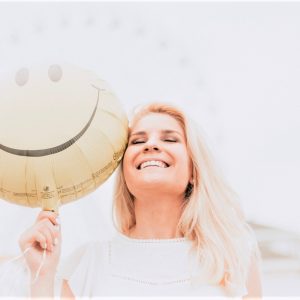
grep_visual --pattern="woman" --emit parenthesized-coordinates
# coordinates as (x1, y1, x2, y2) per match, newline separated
(19, 103, 262, 298)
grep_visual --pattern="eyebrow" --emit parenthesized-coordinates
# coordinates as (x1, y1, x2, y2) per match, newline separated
(129, 130, 182, 137)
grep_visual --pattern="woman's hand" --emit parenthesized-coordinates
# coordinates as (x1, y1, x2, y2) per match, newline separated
(18, 211, 61, 279)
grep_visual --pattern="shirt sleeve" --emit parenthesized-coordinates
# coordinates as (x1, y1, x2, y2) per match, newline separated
(56, 242, 96, 298)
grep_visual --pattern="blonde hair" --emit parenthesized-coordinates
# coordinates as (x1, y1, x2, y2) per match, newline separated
(112, 103, 259, 295)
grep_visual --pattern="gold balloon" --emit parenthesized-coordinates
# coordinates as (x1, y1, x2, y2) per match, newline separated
(0, 64, 128, 212)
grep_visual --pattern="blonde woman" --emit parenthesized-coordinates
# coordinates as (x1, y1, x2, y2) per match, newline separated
(19, 103, 262, 298)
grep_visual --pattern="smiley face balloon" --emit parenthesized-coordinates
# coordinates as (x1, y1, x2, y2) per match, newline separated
(0, 64, 128, 212)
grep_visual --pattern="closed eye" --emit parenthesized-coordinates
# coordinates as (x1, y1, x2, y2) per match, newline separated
(131, 140, 145, 145)
(130, 139, 177, 144)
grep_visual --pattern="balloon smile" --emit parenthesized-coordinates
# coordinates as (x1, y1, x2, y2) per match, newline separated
(0, 84, 100, 157)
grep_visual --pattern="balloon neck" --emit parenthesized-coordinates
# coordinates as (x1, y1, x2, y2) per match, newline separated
(42, 198, 60, 213)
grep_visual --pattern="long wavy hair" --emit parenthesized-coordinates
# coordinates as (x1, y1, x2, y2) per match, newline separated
(112, 103, 259, 295)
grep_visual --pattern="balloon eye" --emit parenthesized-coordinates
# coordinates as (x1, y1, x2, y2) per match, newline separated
(15, 68, 29, 86)
(48, 64, 63, 82)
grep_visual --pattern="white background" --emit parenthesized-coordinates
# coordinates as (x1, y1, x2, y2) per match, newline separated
(0, 2, 299, 295)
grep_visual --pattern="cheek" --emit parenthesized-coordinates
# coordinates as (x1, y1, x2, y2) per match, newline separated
(122, 152, 130, 175)
(177, 149, 192, 177)
(122, 148, 136, 178)
(123, 145, 133, 162)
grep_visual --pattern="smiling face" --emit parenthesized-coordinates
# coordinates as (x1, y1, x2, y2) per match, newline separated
(123, 113, 192, 198)
(0, 64, 126, 153)
(0, 64, 128, 210)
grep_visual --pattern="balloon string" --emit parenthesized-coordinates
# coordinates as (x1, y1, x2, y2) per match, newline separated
(3, 247, 31, 264)
(30, 247, 47, 285)
(2, 246, 47, 285)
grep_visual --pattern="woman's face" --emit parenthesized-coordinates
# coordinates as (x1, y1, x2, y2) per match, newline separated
(123, 113, 192, 198)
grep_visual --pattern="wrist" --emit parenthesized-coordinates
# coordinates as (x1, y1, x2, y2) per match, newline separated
(30, 271, 55, 284)
(30, 274, 55, 298)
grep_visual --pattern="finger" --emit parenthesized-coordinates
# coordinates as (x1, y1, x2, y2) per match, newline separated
(44, 219, 61, 247)
(48, 222, 62, 248)
(37, 227, 54, 252)
(46, 218, 61, 240)
(37, 210, 58, 220)
(40, 219, 60, 241)
(37, 211, 59, 226)
(36, 211, 60, 226)
(34, 231, 47, 250)
(53, 231, 61, 249)
(35, 218, 61, 250)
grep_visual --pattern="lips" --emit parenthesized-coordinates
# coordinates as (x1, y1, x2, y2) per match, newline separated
(137, 159, 170, 170)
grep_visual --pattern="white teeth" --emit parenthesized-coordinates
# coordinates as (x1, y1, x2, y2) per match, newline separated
(140, 160, 167, 169)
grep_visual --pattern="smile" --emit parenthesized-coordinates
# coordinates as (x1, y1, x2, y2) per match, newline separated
(0, 84, 100, 157)
(138, 160, 169, 170)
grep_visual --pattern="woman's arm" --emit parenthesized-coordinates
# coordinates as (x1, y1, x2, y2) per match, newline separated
(30, 274, 55, 298)
(61, 280, 75, 299)
(243, 255, 263, 299)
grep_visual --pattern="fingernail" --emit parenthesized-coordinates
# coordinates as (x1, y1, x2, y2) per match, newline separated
(54, 225, 60, 231)
(55, 217, 60, 225)
(54, 238, 58, 245)
(43, 243, 47, 249)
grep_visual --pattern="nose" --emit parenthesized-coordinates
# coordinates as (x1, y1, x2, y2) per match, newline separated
(143, 141, 161, 153)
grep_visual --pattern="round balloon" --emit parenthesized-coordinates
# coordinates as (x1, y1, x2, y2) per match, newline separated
(0, 64, 128, 212)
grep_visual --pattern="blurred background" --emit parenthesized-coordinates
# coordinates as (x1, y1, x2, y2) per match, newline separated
(0, 2, 299, 297)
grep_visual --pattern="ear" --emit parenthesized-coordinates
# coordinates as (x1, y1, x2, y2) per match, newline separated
(184, 181, 194, 199)
(189, 177, 194, 185)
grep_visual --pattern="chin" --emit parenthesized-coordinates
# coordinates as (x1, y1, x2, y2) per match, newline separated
(141, 173, 168, 182)
(138, 176, 171, 188)
(140, 177, 187, 194)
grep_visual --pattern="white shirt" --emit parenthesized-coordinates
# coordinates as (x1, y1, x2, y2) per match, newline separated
(56, 231, 247, 298)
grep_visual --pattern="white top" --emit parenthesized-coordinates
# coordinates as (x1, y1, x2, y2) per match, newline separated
(56, 231, 247, 298)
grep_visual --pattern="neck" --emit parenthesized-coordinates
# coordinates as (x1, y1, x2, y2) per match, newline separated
(128, 192, 185, 239)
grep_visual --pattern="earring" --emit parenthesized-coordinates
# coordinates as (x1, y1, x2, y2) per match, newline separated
(184, 182, 194, 199)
